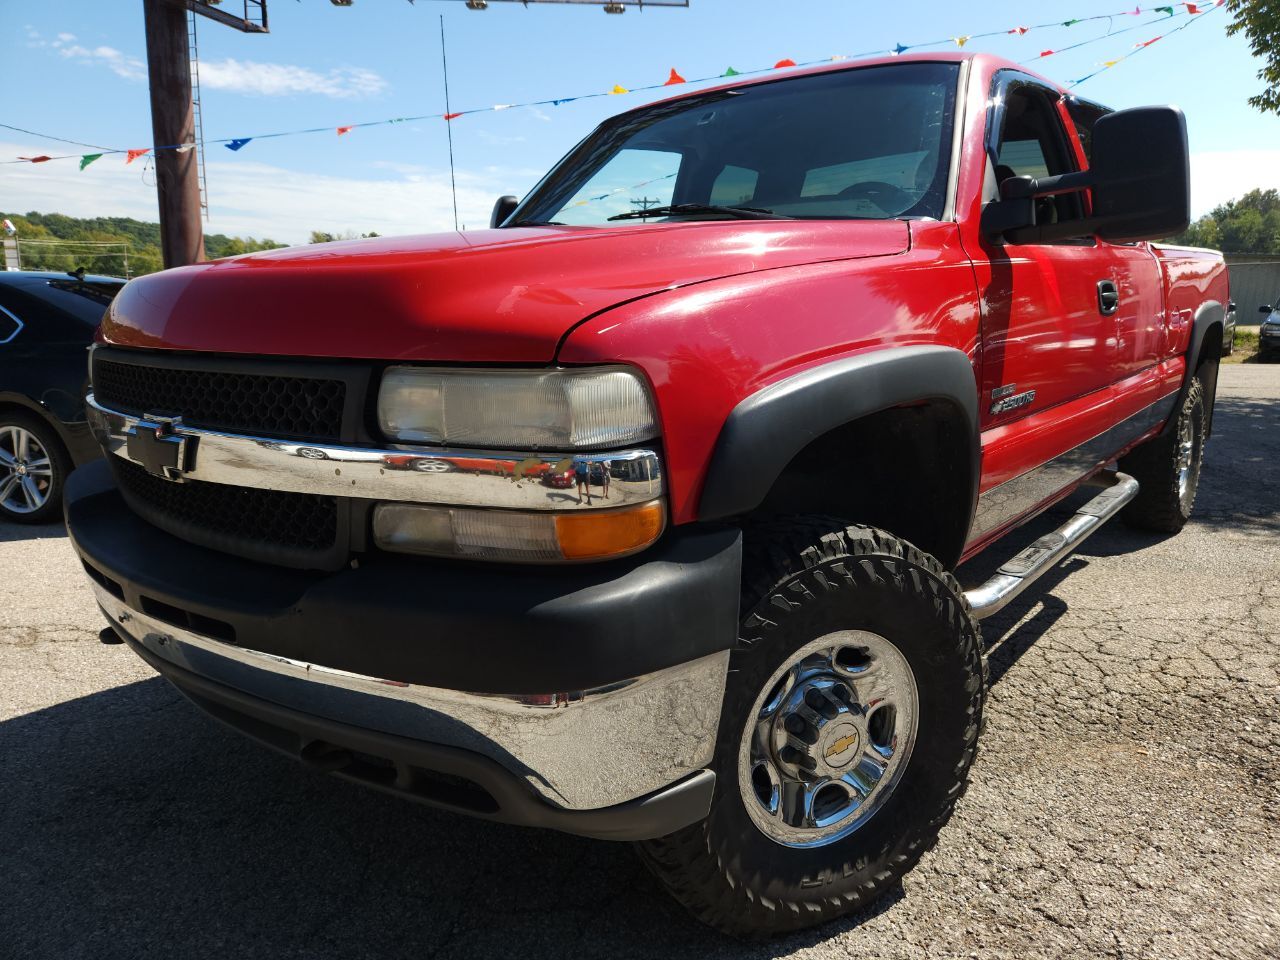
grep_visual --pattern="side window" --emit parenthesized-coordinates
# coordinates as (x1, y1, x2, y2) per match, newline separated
(1065, 98, 1111, 164)
(709, 165, 759, 206)
(994, 82, 1084, 226)
(0, 302, 23, 345)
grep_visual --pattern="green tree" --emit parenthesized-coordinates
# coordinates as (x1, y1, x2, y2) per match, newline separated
(1225, 0, 1280, 115)
(308, 230, 382, 244)
(1172, 188, 1280, 253)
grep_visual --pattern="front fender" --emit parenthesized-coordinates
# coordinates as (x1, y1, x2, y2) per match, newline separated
(698, 344, 980, 524)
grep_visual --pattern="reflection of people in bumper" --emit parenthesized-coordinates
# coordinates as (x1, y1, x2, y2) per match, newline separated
(575, 457, 591, 505)
(600, 459, 611, 499)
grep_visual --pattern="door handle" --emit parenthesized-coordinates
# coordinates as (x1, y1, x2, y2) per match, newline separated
(1097, 280, 1120, 316)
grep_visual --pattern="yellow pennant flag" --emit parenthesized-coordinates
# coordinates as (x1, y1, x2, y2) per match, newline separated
(610, 84, 629, 94)
(954, 36, 970, 47)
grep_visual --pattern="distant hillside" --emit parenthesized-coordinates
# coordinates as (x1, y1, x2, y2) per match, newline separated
(1, 211, 287, 278)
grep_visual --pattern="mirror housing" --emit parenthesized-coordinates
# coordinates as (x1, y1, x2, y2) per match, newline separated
(1260, 305, 1274, 315)
(490, 195, 519, 229)
(982, 105, 1190, 245)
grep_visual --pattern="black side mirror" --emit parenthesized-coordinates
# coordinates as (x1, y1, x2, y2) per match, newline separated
(983, 105, 1190, 245)
(490, 195, 519, 229)
(1261, 305, 1274, 315)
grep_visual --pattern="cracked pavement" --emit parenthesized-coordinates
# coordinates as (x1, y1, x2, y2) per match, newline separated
(1, 365, 1277, 960)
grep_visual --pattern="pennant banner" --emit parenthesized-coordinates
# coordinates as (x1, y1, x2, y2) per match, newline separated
(6, 3, 1224, 168)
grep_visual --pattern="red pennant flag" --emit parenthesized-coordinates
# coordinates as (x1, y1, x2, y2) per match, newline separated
(1040, 49, 1055, 57)
(1008, 25, 1030, 35)
(665, 67, 686, 85)
(1131, 4, 1141, 13)
(443, 112, 462, 121)
(774, 58, 797, 68)
(1137, 36, 1163, 47)
(125, 148, 149, 164)
(1185, 2, 1200, 12)
(336, 125, 353, 135)
(18, 155, 52, 163)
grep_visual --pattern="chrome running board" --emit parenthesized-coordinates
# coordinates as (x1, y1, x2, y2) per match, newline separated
(964, 471, 1139, 621)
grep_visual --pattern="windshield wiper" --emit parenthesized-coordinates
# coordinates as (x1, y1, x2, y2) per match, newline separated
(607, 203, 791, 222)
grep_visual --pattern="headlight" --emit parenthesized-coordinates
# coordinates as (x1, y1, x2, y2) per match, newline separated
(377, 366, 658, 449)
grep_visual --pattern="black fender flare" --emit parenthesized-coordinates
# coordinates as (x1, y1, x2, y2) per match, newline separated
(1162, 299, 1223, 439)
(697, 344, 981, 533)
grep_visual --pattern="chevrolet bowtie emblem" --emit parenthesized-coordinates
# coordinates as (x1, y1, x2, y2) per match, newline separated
(824, 733, 858, 760)
(126, 417, 195, 482)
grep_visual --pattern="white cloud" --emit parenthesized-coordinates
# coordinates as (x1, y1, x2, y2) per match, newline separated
(1189, 150, 1280, 216)
(190, 59, 387, 99)
(39, 34, 386, 100)
(0, 141, 527, 245)
(57, 43, 147, 81)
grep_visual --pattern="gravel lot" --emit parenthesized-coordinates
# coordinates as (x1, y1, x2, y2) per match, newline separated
(2, 365, 1277, 960)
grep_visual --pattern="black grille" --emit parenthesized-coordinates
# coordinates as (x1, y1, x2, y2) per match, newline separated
(94, 357, 347, 441)
(112, 457, 338, 557)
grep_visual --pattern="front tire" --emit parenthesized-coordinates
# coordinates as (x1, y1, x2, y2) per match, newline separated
(637, 520, 985, 937)
(1119, 375, 1205, 533)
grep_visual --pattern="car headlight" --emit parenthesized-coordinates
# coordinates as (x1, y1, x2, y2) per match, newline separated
(377, 366, 658, 449)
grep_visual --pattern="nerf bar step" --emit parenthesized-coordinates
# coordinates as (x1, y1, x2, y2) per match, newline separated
(964, 471, 1139, 620)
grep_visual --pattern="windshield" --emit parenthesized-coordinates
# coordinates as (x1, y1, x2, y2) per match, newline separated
(514, 61, 959, 227)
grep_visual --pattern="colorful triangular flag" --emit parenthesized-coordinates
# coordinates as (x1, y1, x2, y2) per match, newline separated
(1155, 5, 1174, 13)
(443, 113, 462, 121)
(224, 139, 251, 152)
(953, 36, 970, 47)
(79, 153, 102, 170)
(552, 98, 577, 105)
(774, 58, 797, 68)
(19, 155, 52, 163)
(610, 84, 629, 94)
(722, 66, 740, 76)
(1185, 2, 1200, 12)
(665, 68, 686, 85)
(337, 125, 354, 135)
(125, 148, 149, 164)
(892, 43, 909, 55)
(175, 142, 195, 153)
(1040, 49, 1055, 57)
(1063, 19, 1080, 26)
(493, 104, 513, 111)
(1009, 25, 1030, 35)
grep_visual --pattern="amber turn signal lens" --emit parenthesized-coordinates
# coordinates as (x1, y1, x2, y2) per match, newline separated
(554, 500, 665, 560)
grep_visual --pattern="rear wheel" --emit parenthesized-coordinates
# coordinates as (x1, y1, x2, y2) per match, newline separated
(1119, 376, 1205, 533)
(637, 520, 985, 937)
(0, 413, 70, 524)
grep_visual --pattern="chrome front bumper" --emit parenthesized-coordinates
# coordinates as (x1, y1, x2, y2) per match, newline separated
(85, 395, 663, 512)
(95, 583, 728, 811)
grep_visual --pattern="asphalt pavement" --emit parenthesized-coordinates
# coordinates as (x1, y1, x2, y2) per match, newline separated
(1, 364, 1277, 960)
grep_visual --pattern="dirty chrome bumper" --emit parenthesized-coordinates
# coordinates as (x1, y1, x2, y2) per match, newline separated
(94, 583, 727, 821)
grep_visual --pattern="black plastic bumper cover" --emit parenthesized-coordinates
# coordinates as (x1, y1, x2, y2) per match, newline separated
(66, 458, 743, 695)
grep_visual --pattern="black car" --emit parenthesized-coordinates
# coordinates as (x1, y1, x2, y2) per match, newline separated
(0, 271, 125, 522)
(1260, 299, 1280, 358)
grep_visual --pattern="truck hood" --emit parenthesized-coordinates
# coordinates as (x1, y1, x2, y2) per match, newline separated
(102, 220, 909, 363)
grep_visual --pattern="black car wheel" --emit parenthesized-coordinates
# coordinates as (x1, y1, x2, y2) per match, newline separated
(0, 412, 71, 524)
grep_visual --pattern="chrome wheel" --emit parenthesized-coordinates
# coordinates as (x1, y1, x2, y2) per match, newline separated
(738, 630, 919, 848)
(412, 458, 453, 473)
(1175, 409, 1200, 508)
(0, 425, 54, 515)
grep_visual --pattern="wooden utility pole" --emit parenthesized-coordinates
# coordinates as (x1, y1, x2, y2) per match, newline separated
(143, 0, 205, 268)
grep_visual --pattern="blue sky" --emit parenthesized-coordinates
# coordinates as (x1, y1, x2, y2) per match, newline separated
(4, 0, 1279, 243)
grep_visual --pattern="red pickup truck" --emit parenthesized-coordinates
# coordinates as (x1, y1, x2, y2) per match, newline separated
(68, 53, 1228, 936)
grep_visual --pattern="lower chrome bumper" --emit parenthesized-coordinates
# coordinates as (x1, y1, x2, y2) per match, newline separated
(95, 583, 728, 814)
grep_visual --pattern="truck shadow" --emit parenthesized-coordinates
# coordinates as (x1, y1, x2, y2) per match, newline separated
(0, 673, 857, 960)
(0, 519, 69, 544)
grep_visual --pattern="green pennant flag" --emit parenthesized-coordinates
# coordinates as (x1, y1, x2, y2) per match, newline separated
(723, 66, 740, 77)
(1155, 5, 1174, 13)
(79, 154, 103, 170)
(1063, 19, 1080, 26)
